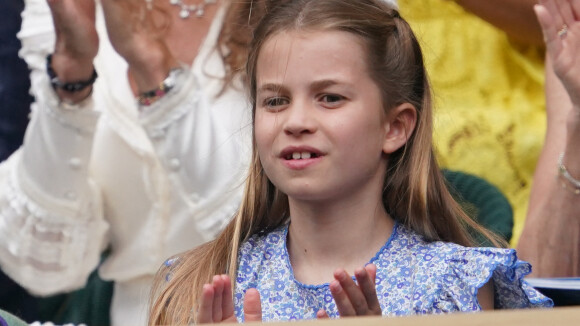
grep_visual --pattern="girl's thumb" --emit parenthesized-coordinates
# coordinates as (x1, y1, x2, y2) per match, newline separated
(243, 288, 263, 322)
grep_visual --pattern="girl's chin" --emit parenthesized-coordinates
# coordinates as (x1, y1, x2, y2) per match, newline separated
(282, 189, 333, 203)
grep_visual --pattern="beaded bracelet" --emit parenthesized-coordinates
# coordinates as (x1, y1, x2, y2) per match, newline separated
(46, 54, 98, 92)
(137, 68, 183, 106)
(558, 153, 580, 195)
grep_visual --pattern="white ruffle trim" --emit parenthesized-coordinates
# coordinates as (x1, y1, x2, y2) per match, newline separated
(0, 153, 109, 296)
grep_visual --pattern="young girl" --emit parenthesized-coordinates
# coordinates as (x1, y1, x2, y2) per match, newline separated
(149, 0, 552, 323)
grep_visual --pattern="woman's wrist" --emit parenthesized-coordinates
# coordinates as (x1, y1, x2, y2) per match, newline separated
(50, 51, 95, 82)
(558, 153, 580, 195)
(560, 109, 580, 181)
(125, 40, 178, 93)
(128, 41, 182, 107)
(566, 108, 580, 139)
(49, 52, 97, 104)
(131, 64, 172, 95)
(137, 67, 184, 107)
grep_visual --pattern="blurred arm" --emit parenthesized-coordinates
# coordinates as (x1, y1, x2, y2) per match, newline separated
(455, 0, 544, 45)
(517, 57, 580, 277)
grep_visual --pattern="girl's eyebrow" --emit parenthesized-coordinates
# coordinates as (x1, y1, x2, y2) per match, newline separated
(257, 83, 287, 93)
(257, 80, 347, 94)
(310, 79, 341, 91)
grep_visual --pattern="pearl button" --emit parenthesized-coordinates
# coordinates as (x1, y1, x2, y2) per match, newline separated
(169, 158, 181, 171)
(68, 157, 82, 169)
(190, 193, 200, 203)
(65, 191, 77, 200)
(149, 129, 165, 140)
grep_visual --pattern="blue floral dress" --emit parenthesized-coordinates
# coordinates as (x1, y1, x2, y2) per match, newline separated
(233, 223, 552, 321)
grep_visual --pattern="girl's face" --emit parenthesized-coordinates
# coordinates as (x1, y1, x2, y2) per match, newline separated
(254, 30, 393, 204)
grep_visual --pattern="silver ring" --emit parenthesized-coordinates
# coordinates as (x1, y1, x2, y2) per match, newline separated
(558, 24, 568, 38)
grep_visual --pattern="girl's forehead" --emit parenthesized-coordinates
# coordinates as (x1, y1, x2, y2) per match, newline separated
(256, 29, 369, 75)
(260, 29, 366, 53)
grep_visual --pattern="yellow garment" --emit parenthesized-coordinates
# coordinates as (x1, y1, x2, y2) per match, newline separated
(398, 0, 546, 246)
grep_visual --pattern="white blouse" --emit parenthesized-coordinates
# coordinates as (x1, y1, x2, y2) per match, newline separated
(0, 0, 251, 325)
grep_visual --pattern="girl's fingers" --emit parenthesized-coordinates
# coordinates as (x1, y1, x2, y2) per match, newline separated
(329, 280, 356, 316)
(197, 276, 237, 323)
(316, 309, 330, 319)
(335, 268, 373, 315)
(197, 284, 215, 323)
(330, 266, 383, 317)
(243, 288, 263, 322)
(357, 265, 381, 314)
(365, 264, 377, 281)
(211, 275, 224, 322)
(220, 275, 235, 318)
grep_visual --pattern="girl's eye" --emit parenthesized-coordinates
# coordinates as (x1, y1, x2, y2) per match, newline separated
(263, 97, 289, 109)
(319, 94, 345, 107)
(321, 94, 343, 102)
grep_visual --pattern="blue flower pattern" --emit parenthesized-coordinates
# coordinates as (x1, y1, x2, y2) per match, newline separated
(234, 223, 552, 322)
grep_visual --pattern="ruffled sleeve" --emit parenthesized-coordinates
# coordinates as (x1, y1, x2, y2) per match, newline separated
(433, 247, 553, 311)
(0, 0, 109, 296)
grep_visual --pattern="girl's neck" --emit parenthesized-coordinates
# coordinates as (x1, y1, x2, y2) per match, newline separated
(287, 198, 394, 285)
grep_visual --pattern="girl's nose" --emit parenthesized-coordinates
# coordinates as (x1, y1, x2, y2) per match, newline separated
(283, 102, 318, 136)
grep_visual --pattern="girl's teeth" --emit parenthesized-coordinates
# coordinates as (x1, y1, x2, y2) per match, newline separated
(290, 152, 313, 159)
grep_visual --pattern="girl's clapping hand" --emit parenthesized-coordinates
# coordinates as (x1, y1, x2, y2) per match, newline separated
(318, 264, 382, 318)
(197, 275, 262, 323)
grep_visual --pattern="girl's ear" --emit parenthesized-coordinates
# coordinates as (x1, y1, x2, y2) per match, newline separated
(382, 103, 417, 154)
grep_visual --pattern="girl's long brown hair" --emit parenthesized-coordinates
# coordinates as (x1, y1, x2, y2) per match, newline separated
(149, 0, 503, 324)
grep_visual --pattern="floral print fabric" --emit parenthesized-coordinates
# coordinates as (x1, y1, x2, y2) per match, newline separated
(234, 223, 552, 321)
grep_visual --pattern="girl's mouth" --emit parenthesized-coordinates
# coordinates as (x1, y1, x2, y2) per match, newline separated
(285, 152, 320, 160)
